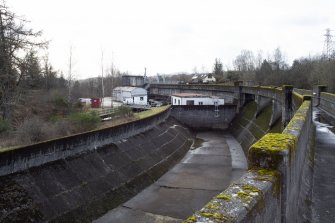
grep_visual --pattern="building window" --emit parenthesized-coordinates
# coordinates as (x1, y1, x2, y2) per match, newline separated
(140, 97, 144, 101)
(174, 98, 176, 104)
(178, 99, 180, 105)
(199, 102, 203, 105)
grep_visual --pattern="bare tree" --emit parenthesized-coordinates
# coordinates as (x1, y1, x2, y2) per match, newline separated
(0, 2, 46, 123)
(233, 50, 255, 72)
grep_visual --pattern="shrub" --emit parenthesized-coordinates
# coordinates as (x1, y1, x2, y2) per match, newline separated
(49, 115, 63, 123)
(69, 111, 100, 132)
(16, 116, 52, 144)
(53, 119, 73, 137)
(52, 94, 69, 108)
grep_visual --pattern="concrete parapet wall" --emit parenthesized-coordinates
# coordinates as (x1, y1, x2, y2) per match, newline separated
(319, 92, 335, 117)
(184, 100, 313, 222)
(293, 88, 312, 96)
(170, 105, 236, 130)
(0, 108, 171, 176)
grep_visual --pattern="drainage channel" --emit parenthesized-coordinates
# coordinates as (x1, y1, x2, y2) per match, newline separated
(93, 131, 247, 223)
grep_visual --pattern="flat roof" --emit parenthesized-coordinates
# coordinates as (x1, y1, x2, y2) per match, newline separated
(172, 93, 208, 98)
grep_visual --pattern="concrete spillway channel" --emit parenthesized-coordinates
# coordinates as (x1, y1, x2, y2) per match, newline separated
(94, 131, 247, 223)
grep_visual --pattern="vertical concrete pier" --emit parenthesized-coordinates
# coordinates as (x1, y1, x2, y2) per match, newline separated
(282, 85, 293, 128)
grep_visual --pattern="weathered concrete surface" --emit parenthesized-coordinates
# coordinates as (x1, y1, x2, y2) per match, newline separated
(0, 118, 193, 222)
(312, 108, 335, 223)
(94, 131, 247, 222)
(170, 105, 236, 130)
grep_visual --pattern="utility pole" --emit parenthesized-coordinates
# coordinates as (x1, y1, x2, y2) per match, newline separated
(101, 50, 105, 108)
(68, 46, 73, 104)
(144, 67, 147, 83)
(323, 28, 334, 60)
(110, 51, 114, 108)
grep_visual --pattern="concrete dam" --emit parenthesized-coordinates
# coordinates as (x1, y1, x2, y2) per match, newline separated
(0, 84, 334, 222)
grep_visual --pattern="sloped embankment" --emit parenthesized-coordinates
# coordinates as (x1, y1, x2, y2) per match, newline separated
(229, 101, 281, 153)
(0, 118, 193, 223)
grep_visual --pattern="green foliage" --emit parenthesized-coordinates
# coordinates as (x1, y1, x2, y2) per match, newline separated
(49, 115, 63, 123)
(52, 95, 69, 108)
(0, 119, 10, 133)
(69, 111, 100, 131)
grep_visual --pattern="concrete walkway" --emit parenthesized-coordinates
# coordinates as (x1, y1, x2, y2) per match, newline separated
(312, 108, 335, 223)
(93, 132, 247, 223)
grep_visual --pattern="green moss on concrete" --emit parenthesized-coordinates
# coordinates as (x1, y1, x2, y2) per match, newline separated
(200, 211, 230, 221)
(183, 215, 197, 223)
(206, 203, 221, 210)
(254, 168, 281, 196)
(283, 101, 310, 135)
(236, 184, 262, 204)
(216, 193, 232, 201)
(249, 133, 297, 169)
(251, 133, 296, 152)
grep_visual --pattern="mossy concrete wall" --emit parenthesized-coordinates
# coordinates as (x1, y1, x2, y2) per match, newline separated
(0, 118, 193, 222)
(229, 101, 281, 154)
(183, 100, 314, 223)
(0, 109, 170, 177)
(170, 105, 236, 130)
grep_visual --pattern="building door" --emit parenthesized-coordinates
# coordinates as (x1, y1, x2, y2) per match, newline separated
(186, 100, 194, 105)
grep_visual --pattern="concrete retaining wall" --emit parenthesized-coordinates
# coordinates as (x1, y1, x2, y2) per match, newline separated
(0, 109, 170, 177)
(184, 100, 314, 223)
(320, 92, 335, 117)
(0, 117, 193, 222)
(170, 105, 236, 130)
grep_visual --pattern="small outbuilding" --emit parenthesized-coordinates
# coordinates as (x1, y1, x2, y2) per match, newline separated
(113, 86, 147, 105)
(171, 93, 224, 106)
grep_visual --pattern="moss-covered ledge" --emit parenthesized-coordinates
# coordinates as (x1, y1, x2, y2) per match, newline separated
(183, 169, 280, 223)
(248, 133, 296, 170)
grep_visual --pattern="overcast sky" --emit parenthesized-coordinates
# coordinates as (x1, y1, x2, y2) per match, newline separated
(8, 0, 335, 79)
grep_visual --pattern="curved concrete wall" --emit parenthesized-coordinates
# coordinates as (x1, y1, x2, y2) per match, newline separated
(0, 118, 193, 222)
(0, 109, 171, 177)
(229, 101, 281, 154)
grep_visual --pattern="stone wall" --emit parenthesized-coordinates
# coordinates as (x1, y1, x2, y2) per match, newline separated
(184, 100, 314, 223)
(170, 105, 236, 130)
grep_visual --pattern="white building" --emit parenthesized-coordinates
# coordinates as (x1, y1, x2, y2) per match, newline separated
(171, 93, 224, 106)
(202, 74, 216, 83)
(113, 86, 148, 105)
(191, 73, 216, 84)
